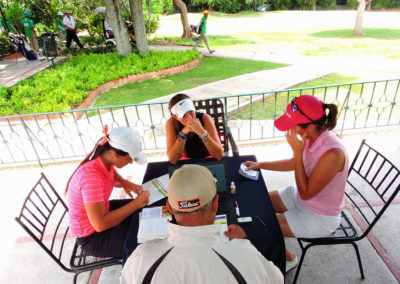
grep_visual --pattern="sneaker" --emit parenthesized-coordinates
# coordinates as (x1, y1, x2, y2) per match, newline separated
(209, 49, 215, 54)
(286, 254, 298, 273)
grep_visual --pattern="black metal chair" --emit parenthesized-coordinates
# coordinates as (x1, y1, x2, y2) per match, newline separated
(292, 139, 400, 283)
(194, 98, 239, 156)
(15, 173, 122, 283)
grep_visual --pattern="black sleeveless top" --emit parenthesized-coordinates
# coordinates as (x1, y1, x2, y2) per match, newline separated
(176, 112, 210, 158)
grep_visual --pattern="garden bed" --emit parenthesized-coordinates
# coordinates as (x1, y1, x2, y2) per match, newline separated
(0, 50, 200, 118)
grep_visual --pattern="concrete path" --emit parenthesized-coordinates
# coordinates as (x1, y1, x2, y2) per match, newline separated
(0, 56, 66, 87)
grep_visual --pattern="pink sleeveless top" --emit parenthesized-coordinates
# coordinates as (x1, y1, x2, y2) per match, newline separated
(298, 130, 349, 216)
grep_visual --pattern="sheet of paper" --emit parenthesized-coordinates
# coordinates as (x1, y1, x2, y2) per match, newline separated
(214, 214, 229, 241)
(137, 217, 169, 241)
(142, 207, 162, 219)
(240, 163, 258, 178)
(142, 174, 169, 205)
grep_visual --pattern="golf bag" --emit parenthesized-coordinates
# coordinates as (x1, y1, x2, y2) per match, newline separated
(8, 33, 37, 60)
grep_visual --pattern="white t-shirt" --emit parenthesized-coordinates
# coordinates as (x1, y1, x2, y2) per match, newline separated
(121, 223, 283, 284)
(63, 15, 75, 30)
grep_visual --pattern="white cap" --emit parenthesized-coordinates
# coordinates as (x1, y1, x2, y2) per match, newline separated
(108, 127, 147, 164)
(58, 11, 64, 16)
(168, 164, 217, 212)
(171, 98, 195, 118)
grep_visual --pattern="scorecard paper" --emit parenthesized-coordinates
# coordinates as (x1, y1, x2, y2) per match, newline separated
(142, 174, 169, 205)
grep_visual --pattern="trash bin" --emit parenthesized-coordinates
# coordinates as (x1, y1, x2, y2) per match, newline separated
(38, 33, 57, 58)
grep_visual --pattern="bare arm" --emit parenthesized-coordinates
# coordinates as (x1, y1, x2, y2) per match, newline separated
(166, 118, 186, 164)
(244, 158, 294, 172)
(286, 129, 345, 200)
(85, 191, 149, 232)
(294, 148, 344, 200)
(196, 113, 223, 160)
(114, 170, 144, 197)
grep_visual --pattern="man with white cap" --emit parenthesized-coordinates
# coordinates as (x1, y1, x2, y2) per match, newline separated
(66, 126, 149, 258)
(56, 11, 66, 50)
(121, 164, 283, 283)
(63, 9, 83, 49)
(166, 93, 223, 164)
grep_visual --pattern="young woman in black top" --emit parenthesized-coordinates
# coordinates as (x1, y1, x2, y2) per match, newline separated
(166, 94, 223, 164)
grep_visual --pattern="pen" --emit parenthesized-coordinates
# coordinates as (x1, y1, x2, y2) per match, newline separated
(256, 215, 266, 227)
(234, 201, 240, 216)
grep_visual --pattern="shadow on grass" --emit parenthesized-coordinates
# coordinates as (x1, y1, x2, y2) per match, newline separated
(311, 28, 400, 39)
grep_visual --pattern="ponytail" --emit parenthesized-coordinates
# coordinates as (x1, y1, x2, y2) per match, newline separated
(321, 103, 338, 131)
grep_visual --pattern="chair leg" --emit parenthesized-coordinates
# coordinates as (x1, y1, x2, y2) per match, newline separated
(351, 242, 365, 279)
(292, 241, 311, 284)
(73, 272, 80, 284)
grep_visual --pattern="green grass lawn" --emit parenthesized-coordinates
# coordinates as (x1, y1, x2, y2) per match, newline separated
(94, 57, 285, 107)
(236, 73, 360, 120)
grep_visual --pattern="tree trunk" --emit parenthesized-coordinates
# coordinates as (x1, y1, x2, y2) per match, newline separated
(173, 0, 192, 40)
(104, 0, 132, 56)
(353, 0, 369, 36)
(129, 0, 149, 55)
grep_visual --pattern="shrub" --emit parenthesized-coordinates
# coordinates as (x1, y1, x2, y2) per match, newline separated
(273, 0, 293, 10)
(372, 0, 393, 9)
(1, 50, 200, 116)
(80, 35, 106, 46)
(0, 35, 14, 58)
(295, 0, 314, 9)
(346, 0, 359, 9)
(317, 0, 336, 9)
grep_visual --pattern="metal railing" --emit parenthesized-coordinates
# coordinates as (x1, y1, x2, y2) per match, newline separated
(1, 78, 399, 167)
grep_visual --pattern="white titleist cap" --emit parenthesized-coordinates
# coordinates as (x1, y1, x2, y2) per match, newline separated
(108, 127, 147, 164)
(171, 98, 195, 118)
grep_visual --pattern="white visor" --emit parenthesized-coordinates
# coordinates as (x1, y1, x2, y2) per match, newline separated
(171, 99, 195, 119)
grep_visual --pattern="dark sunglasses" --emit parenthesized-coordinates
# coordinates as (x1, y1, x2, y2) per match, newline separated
(291, 97, 315, 123)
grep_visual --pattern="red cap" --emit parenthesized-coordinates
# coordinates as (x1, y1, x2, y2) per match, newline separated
(274, 95, 324, 131)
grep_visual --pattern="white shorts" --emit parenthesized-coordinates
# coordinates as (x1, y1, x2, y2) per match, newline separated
(278, 185, 341, 238)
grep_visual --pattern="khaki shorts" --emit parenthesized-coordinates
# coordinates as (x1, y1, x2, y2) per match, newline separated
(278, 185, 341, 238)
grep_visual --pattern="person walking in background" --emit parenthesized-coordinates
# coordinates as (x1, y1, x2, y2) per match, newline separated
(56, 11, 66, 50)
(21, 12, 39, 52)
(193, 10, 215, 54)
(63, 10, 83, 49)
(1, 10, 16, 33)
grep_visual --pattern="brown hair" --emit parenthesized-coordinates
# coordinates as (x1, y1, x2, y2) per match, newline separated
(65, 137, 128, 194)
(298, 103, 338, 131)
(168, 93, 191, 114)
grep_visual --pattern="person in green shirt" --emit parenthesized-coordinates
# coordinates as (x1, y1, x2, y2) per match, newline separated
(56, 11, 66, 50)
(1, 11, 15, 33)
(193, 10, 215, 54)
(21, 12, 39, 52)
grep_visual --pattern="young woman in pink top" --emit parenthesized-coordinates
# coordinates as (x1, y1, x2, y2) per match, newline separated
(245, 95, 348, 273)
(66, 126, 150, 258)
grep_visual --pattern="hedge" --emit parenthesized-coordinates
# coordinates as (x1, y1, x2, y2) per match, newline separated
(0, 50, 200, 116)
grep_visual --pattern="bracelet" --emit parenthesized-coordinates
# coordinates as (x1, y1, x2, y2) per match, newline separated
(199, 130, 208, 140)
(177, 131, 187, 141)
(200, 131, 209, 143)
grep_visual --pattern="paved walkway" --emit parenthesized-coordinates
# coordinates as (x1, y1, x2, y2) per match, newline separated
(1, 47, 399, 284)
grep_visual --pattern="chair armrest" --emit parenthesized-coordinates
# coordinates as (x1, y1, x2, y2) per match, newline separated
(226, 126, 239, 156)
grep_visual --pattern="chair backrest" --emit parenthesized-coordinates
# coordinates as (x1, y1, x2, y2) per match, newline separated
(15, 173, 73, 272)
(345, 139, 400, 239)
(194, 98, 228, 154)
